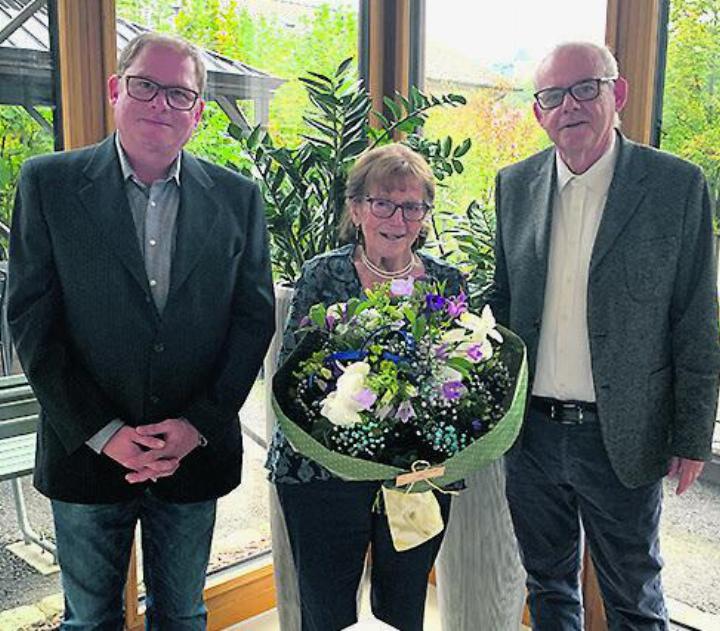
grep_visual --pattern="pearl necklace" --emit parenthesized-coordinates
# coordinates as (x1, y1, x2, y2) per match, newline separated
(359, 247, 418, 280)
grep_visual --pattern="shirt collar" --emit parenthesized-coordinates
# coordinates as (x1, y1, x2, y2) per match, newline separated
(555, 131, 618, 194)
(114, 132, 181, 186)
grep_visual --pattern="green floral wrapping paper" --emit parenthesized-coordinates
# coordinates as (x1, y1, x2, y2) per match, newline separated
(272, 324, 527, 493)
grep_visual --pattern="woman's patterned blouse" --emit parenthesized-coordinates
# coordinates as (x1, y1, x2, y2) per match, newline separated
(266, 243, 466, 485)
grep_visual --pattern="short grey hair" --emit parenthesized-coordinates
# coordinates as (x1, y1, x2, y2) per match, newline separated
(117, 32, 207, 95)
(534, 41, 619, 89)
(534, 41, 622, 127)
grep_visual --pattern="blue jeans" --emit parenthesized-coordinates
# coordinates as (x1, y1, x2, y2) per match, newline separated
(52, 489, 216, 630)
(505, 406, 667, 631)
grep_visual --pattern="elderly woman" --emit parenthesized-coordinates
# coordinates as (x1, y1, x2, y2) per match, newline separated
(266, 143, 465, 631)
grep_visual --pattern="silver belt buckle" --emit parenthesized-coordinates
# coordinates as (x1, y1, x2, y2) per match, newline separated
(559, 402, 583, 424)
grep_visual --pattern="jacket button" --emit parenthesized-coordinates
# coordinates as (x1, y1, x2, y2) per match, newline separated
(154, 343, 165, 353)
(149, 395, 160, 404)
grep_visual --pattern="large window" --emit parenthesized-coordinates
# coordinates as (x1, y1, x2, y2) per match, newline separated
(659, 0, 720, 621)
(0, 0, 60, 255)
(424, 0, 607, 218)
(0, 0, 62, 619)
(660, 0, 720, 221)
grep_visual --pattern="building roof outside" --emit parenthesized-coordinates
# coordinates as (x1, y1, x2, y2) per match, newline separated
(0, 0, 283, 107)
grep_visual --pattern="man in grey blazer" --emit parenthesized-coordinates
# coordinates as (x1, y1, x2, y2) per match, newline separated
(8, 33, 274, 628)
(489, 42, 719, 629)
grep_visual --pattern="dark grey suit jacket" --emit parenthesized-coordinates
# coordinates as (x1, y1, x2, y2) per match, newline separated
(488, 133, 720, 488)
(8, 135, 275, 503)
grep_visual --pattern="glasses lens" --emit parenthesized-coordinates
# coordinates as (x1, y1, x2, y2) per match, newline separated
(402, 204, 428, 221)
(570, 80, 600, 102)
(369, 199, 396, 218)
(127, 77, 158, 101)
(166, 88, 197, 110)
(536, 88, 564, 110)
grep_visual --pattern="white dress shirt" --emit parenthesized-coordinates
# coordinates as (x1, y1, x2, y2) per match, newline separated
(532, 134, 619, 402)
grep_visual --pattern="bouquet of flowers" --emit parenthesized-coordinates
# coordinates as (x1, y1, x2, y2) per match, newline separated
(272, 277, 527, 549)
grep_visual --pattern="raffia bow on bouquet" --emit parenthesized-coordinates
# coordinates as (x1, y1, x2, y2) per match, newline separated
(272, 278, 527, 550)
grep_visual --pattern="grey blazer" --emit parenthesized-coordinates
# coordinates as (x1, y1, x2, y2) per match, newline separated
(488, 133, 720, 488)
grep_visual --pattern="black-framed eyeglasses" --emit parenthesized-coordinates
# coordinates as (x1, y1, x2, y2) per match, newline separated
(124, 75, 200, 111)
(363, 196, 432, 222)
(533, 77, 617, 111)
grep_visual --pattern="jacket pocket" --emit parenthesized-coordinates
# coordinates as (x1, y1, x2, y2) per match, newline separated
(624, 236, 676, 302)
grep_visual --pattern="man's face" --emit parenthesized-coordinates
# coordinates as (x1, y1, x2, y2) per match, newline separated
(533, 47, 627, 171)
(108, 43, 204, 168)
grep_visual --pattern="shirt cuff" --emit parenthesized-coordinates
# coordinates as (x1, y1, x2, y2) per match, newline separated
(86, 419, 125, 454)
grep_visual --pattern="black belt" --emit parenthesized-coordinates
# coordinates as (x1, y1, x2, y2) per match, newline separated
(530, 396, 598, 424)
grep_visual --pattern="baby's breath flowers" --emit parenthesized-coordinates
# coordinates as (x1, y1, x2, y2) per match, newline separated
(286, 278, 514, 470)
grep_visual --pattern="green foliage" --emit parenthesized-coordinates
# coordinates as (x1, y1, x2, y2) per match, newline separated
(229, 58, 471, 283)
(120, 1, 358, 168)
(424, 84, 545, 217)
(422, 84, 545, 304)
(115, 1, 175, 31)
(439, 197, 497, 306)
(662, 0, 720, 219)
(185, 102, 254, 172)
(0, 107, 54, 253)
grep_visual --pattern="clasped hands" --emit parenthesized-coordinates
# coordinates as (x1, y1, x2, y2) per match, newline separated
(102, 418, 201, 484)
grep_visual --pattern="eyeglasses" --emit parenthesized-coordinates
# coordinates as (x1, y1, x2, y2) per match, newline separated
(533, 77, 617, 111)
(363, 197, 432, 222)
(124, 75, 200, 111)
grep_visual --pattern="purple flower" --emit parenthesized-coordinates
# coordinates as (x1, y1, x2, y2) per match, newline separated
(434, 343, 450, 360)
(441, 380, 465, 400)
(353, 388, 377, 410)
(395, 400, 416, 423)
(299, 315, 311, 328)
(425, 293, 446, 312)
(466, 343, 484, 362)
(471, 418, 486, 434)
(325, 314, 338, 331)
(446, 292, 468, 318)
(390, 277, 414, 296)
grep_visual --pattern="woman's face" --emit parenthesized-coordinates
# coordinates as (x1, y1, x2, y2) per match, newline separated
(351, 177, 428, 261)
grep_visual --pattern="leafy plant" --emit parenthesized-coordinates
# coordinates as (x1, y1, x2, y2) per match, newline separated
(0, 106, 54, 255)
(228, 57, 472, 283)
(437, 194, 497, 307)
(662, 0, 720, 228)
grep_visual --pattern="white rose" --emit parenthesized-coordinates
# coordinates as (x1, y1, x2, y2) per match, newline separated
(320, 362, 372, 426)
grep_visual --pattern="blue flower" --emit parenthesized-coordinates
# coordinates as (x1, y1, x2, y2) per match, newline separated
(426, 293, 446, 312)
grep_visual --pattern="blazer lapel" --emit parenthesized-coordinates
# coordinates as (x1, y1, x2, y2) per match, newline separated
(530, 149, 556, 271)
(78, 136, 149, 292)
(590, 135, 647, 273)
(169, 152, 219, 297)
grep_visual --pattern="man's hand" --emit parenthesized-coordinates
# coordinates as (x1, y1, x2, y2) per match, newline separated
(132, 417, 201, 464)
(102, 426, 180, 484)
(667, 457, 705, 495)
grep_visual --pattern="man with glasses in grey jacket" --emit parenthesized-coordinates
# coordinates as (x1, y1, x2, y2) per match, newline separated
(489, 41, 719, 630)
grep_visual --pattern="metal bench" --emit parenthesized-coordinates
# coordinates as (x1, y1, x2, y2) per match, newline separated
(0, 372, 56, 561)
